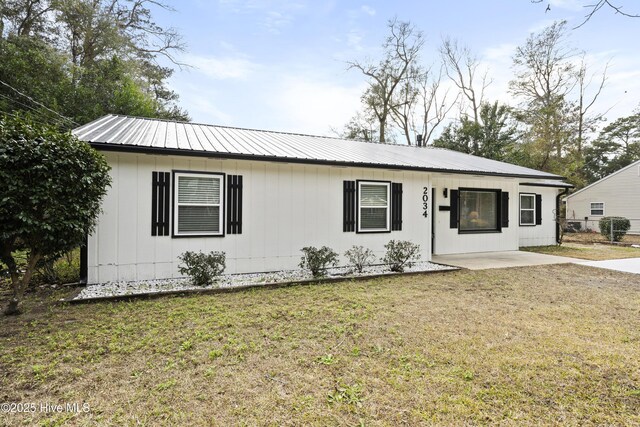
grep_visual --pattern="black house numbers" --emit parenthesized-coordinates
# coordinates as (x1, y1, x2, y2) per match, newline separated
(422, 187, 429, 218)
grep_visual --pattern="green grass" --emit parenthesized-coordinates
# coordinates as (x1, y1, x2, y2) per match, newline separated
(1, 264, 640, 425)
(522, 243, 640, 260)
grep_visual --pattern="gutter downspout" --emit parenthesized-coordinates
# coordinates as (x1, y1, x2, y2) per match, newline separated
(556, 188, 570, 244)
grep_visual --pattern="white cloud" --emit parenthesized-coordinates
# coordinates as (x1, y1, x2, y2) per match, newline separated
(361, 5, 376, 16)
(185, 54, 259, 80)
(267, 75, 366, 135)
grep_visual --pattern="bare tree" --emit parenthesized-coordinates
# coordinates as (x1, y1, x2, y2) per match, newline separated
(440, 37, 491, 126)
(348, 18, 424, 143)
(414, 65, 458, 145)
(575, 54, 608, 153)
(389, 65, 420, 145)
(532, 0, 640, 28)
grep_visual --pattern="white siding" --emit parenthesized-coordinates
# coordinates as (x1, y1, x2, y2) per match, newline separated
(566, 162, 640, 233)
(88, 153, 433, 283)
(431, 176, 519, 254)
(518, 187, 559, 247)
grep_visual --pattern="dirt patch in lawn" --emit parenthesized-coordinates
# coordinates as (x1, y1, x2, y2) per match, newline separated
(522, 243, 640, 261)
(1, 265, 639, 426)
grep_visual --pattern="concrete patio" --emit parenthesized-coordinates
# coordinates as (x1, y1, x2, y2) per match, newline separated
(578, 258, 640, 275)
(432, 250, 583, 270)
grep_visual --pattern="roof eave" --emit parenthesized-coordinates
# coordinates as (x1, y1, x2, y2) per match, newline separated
(88, 142, 566, 181)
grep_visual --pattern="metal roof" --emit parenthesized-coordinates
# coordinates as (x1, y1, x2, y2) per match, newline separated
(73, 115, 564, 180)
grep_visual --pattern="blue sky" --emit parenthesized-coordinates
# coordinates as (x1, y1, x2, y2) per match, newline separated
(154, 0, 640, 137)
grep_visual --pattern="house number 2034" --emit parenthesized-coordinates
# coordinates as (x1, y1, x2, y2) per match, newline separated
(422, 187, 429, 218)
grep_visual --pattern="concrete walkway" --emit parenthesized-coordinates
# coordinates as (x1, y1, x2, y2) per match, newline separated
(577, 258, 640, 275)
(432, 251, 583, 270)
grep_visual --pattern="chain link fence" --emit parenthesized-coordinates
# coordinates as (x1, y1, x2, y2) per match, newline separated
(564, 217, 640, 242)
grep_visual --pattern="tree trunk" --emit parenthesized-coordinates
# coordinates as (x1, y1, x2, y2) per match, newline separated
(379, 118, 386, 143)
(3, 252, 40, 316)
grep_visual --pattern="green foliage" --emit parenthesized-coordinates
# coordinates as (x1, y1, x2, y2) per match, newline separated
(178, 251, 226, 287)
(0, 1, 189, 126)
(383, 240, 420, 273)
(344, 245, 375, 273)
(327, 383, 363, 406)
(583, 113, 640, 184)
(0, 113, 111, 314)
(299, 246, 338, 278)
(599, 217, 631, 242)
(433, 101, 518, 161)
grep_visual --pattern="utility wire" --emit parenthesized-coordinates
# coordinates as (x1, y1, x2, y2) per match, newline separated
(0, 92, 70, 128)
(0, 79, 79, 127)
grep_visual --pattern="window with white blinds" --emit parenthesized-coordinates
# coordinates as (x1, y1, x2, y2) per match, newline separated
(174, 172, 224, 236)
(358, 181, 390, 232)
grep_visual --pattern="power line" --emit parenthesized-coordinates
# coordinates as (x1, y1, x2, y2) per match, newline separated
(0, 92, 70, 128)
(0, 79, 79, 127)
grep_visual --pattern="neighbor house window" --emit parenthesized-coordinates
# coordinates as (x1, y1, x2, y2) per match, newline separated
(520, 194, 536, 226)
(358, 181, 390, 232)
(459, 190, 499, 232)
(590, 202, 604, 216)
(173, 172, 224, 236)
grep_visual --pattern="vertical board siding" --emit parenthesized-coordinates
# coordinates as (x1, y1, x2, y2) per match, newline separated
(519, 187, 558, 247)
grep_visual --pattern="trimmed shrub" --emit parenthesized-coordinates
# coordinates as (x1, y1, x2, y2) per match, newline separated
(178, 251, 226, 286)
(344, 245, 375, 273)
(299, 246, 338, 278)
(383, 240, 420, 273)
(599, 217, 631, 242)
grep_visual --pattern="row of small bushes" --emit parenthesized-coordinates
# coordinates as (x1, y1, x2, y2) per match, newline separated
(179, 240, 421, 285)
(300, 241, 420, 278)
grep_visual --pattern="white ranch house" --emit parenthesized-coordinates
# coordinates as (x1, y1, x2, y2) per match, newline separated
(73, 115, 573, 284)
(565, 159, 640, 234)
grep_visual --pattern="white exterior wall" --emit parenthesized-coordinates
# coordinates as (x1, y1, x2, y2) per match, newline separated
(431, 176, 520, 255)
(518, 186, 559, 247)
(566, 162, 640, 233)
(88, 152, 433, 283)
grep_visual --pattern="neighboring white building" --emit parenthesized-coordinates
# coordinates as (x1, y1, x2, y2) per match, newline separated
(73, 115, 572, 284)
(565, 160, 640, 234)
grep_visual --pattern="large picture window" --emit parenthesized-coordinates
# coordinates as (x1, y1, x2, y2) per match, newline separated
(459, 190, 499, 232)
(520, 194, 536, 226)
(358, 181, 390, 232)
(173, 172, 224, 236)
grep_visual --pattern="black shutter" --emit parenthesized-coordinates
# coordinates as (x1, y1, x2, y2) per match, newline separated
(391, 183, 403, 231)
(152, 171, 171, 236)
(450, 189, 459, 229)
(501, 191, 510, 228)
(343, 180, 356, 232)
(227, 175, 243, 234)
(535, 194, 542, 225)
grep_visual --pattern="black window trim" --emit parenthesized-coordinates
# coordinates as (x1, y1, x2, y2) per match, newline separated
(356, 179, 392, 234)
(172, 170, 226, 238)
(457, 187, 503, 234)
(519, 192, 537, 227)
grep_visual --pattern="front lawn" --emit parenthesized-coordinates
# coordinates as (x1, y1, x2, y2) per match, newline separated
(1, 265, 639, 425)
(522, 243, 640, 260)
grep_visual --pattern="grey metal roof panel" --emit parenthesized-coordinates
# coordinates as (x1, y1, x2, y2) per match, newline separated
(73, 115, 564, 180)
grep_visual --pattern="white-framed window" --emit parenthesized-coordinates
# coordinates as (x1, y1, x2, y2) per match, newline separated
(519, 193, 536, 226)
(358, 181, 390, 232)
(590, 202, 604, 216)
(173, 172, 224, 236)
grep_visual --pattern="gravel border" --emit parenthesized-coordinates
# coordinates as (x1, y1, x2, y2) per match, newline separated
(71, 261, 457, 301)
